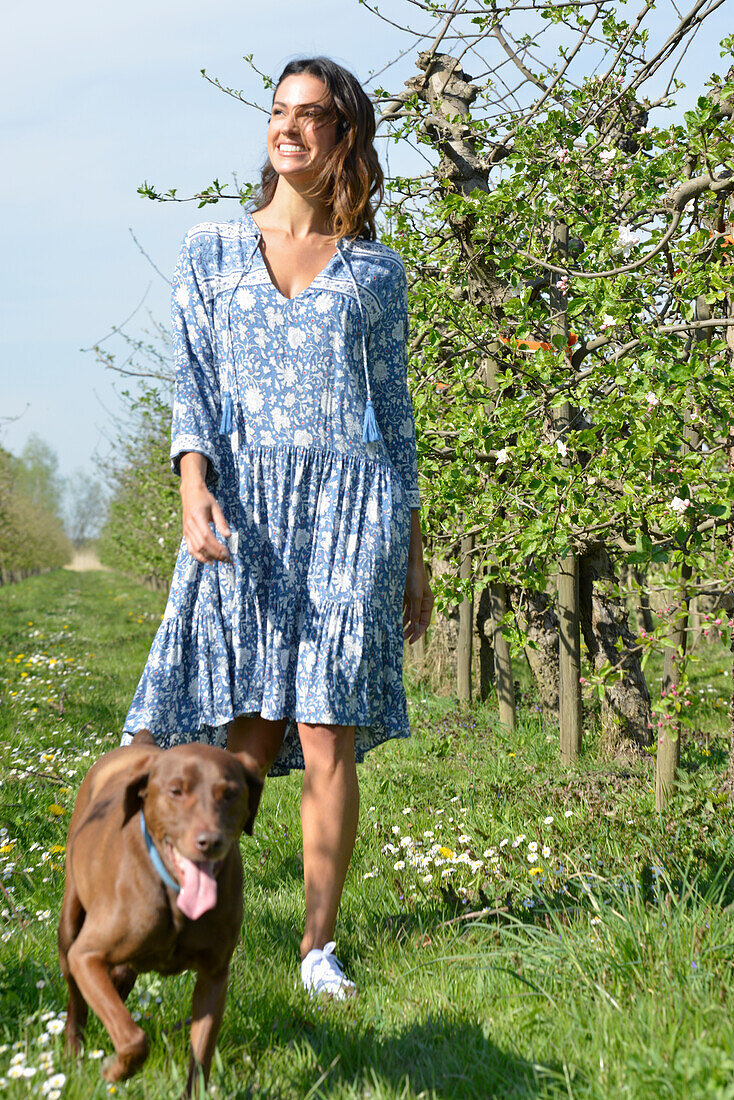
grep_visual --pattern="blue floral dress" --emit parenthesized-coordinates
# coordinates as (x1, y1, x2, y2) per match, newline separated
(122, 214, 420, 775)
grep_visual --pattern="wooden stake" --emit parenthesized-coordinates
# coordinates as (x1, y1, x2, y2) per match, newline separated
(489, 582, 516, 729)
(457, 531, 474, 702)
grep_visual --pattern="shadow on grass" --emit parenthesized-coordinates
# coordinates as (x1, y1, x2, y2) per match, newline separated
(223, 989, 559, 1099)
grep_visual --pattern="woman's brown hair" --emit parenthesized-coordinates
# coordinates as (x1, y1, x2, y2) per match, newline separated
(256, 57, 384, 241)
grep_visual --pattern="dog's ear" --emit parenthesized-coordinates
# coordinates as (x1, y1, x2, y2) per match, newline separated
(121, 752, 160, 825)
(242, 768, 264, 836)
(229, 761, 264, 836)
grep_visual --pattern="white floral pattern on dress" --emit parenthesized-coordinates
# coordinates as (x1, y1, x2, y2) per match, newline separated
(122, 214, 420, 775)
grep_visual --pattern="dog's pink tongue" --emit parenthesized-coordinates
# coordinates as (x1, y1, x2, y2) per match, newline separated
(175, 856, 217, 920)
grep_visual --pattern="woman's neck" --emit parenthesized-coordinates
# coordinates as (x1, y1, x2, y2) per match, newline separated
(255, 176, 333, 239)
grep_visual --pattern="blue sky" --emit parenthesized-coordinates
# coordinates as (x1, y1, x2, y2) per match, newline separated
(2, 0, 729, 482)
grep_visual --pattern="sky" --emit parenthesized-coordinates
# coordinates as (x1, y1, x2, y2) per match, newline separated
(2, 0, 730, 486)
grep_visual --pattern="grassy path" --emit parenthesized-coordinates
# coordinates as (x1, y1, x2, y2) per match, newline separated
(2, 570, 734, 1098)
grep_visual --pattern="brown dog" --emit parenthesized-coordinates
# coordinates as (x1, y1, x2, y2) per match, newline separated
(58, 742, 263, 1097)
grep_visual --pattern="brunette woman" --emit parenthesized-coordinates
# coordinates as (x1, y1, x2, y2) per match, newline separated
(125, 57, 433, 996)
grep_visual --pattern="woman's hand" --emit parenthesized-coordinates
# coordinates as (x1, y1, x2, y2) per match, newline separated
(403, 509, 434, 644)
(179, 453, 231, 564)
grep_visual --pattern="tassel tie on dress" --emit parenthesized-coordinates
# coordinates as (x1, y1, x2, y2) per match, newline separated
(336, 239, 383, 445)
(219, 235, 262, 448)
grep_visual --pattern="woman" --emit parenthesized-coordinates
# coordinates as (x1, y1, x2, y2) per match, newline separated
(124, 57, 433, 997)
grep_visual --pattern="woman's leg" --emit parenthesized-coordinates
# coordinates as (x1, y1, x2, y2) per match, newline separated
(227, 714, 286, 779)
(298, 723, 358, 958)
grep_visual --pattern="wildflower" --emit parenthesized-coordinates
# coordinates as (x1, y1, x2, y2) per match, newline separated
(527, 853, 538, 863)
(88, 1049, 105, 1059)
(402, 807, 412, 815)
(422, 873, 433, 883)
(590, 916, 601, 926)
(393, 860, 406, 871)
(529, 867, 544, 876)
(43, 1074, 67, 1093)
(45, 1019, 65, 1036)
(438, 846, 455, 859)
(363, 870, 377, 879)
(391, 825, 400, 835)
(499, 838, 508, 848)
(542, 846, 551, 858)
(458, 834, 471, 845)
(564, 810, 573, 818)
(543, 816, 554, 825)
(528, 841, 538, 852)
(47, 805, 65, 816)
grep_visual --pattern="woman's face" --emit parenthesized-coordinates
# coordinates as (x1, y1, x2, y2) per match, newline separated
(267, 73, 339, 181)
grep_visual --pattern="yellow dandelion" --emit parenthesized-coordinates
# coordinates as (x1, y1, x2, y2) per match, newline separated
(48, 804, 66, 816)
(438, 846, 455, 859)
(0, 843, 16, 854)
(508, 752, 516, 758)
(529, 867, 544, 876)
(50, 845, 66, 854)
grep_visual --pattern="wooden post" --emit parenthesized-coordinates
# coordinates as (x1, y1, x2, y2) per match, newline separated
(489, 581, 516, 729)
(558, 554, 582, 762)
(550, 220, 582, 761)
(655, 564, 691, 810)
(457, 531, 474, 702)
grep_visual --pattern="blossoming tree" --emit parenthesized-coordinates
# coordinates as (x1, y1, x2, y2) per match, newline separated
(370, 0, 734, 807)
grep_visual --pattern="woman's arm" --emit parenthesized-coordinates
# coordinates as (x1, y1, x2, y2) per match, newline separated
(179, 452, 231, 564)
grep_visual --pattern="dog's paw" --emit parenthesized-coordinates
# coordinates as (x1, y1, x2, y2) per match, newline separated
(100, 1032, 149, 1082)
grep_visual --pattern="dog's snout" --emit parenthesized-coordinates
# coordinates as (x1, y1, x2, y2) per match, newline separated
(195, 831, 225, 856)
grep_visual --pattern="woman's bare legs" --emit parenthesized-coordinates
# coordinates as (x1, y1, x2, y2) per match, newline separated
(298, 723, 358, 959)
(227, 714, 286, 778)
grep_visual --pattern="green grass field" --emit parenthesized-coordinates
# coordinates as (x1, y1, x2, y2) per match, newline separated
(2, 569, 734, 1098)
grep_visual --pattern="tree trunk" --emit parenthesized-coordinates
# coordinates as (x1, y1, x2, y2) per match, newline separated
(489, 581, 516, 729)
(509, 586, 559, 717)
(579, 552, 653, 752)
(457, 532, 474, 702)
(550, 220, 582, 762)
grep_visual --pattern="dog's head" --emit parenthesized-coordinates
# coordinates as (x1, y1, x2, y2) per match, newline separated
(124, 743, 263, 920)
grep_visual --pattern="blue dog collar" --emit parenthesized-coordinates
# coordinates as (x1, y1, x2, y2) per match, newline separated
(140, 811, 180, 893)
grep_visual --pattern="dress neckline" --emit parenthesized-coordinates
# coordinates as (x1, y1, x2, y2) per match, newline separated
(245, 212, 342, 302)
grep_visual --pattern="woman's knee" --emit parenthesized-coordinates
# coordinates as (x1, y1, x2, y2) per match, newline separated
(298, 723, 355, 774)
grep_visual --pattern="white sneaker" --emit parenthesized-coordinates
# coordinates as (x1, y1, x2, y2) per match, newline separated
(301, 942, 356, 1000)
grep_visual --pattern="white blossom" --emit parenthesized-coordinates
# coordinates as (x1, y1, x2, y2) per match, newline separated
(670, 496, 691, 513)
(645, 392, 660, 407)
(616, 224, 640, 258)
(495, 447, 510, 464)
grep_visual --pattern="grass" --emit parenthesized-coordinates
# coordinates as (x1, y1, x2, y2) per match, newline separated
(1, 569, 734, 1098)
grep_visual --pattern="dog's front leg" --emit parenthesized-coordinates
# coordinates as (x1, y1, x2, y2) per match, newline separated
(67, 940, 148, 1082)
(184, 966, 229, 1098)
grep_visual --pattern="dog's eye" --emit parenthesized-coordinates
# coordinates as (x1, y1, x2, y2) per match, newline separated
(222, 787, 238, 802)
(168, 786, 183, 799)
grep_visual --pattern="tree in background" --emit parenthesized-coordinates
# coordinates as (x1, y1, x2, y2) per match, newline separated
(0, 438, 71, 582)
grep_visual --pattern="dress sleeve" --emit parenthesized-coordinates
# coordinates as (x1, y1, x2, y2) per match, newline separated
(169, 233, 221, 479)
(369, 261, 421, 509)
